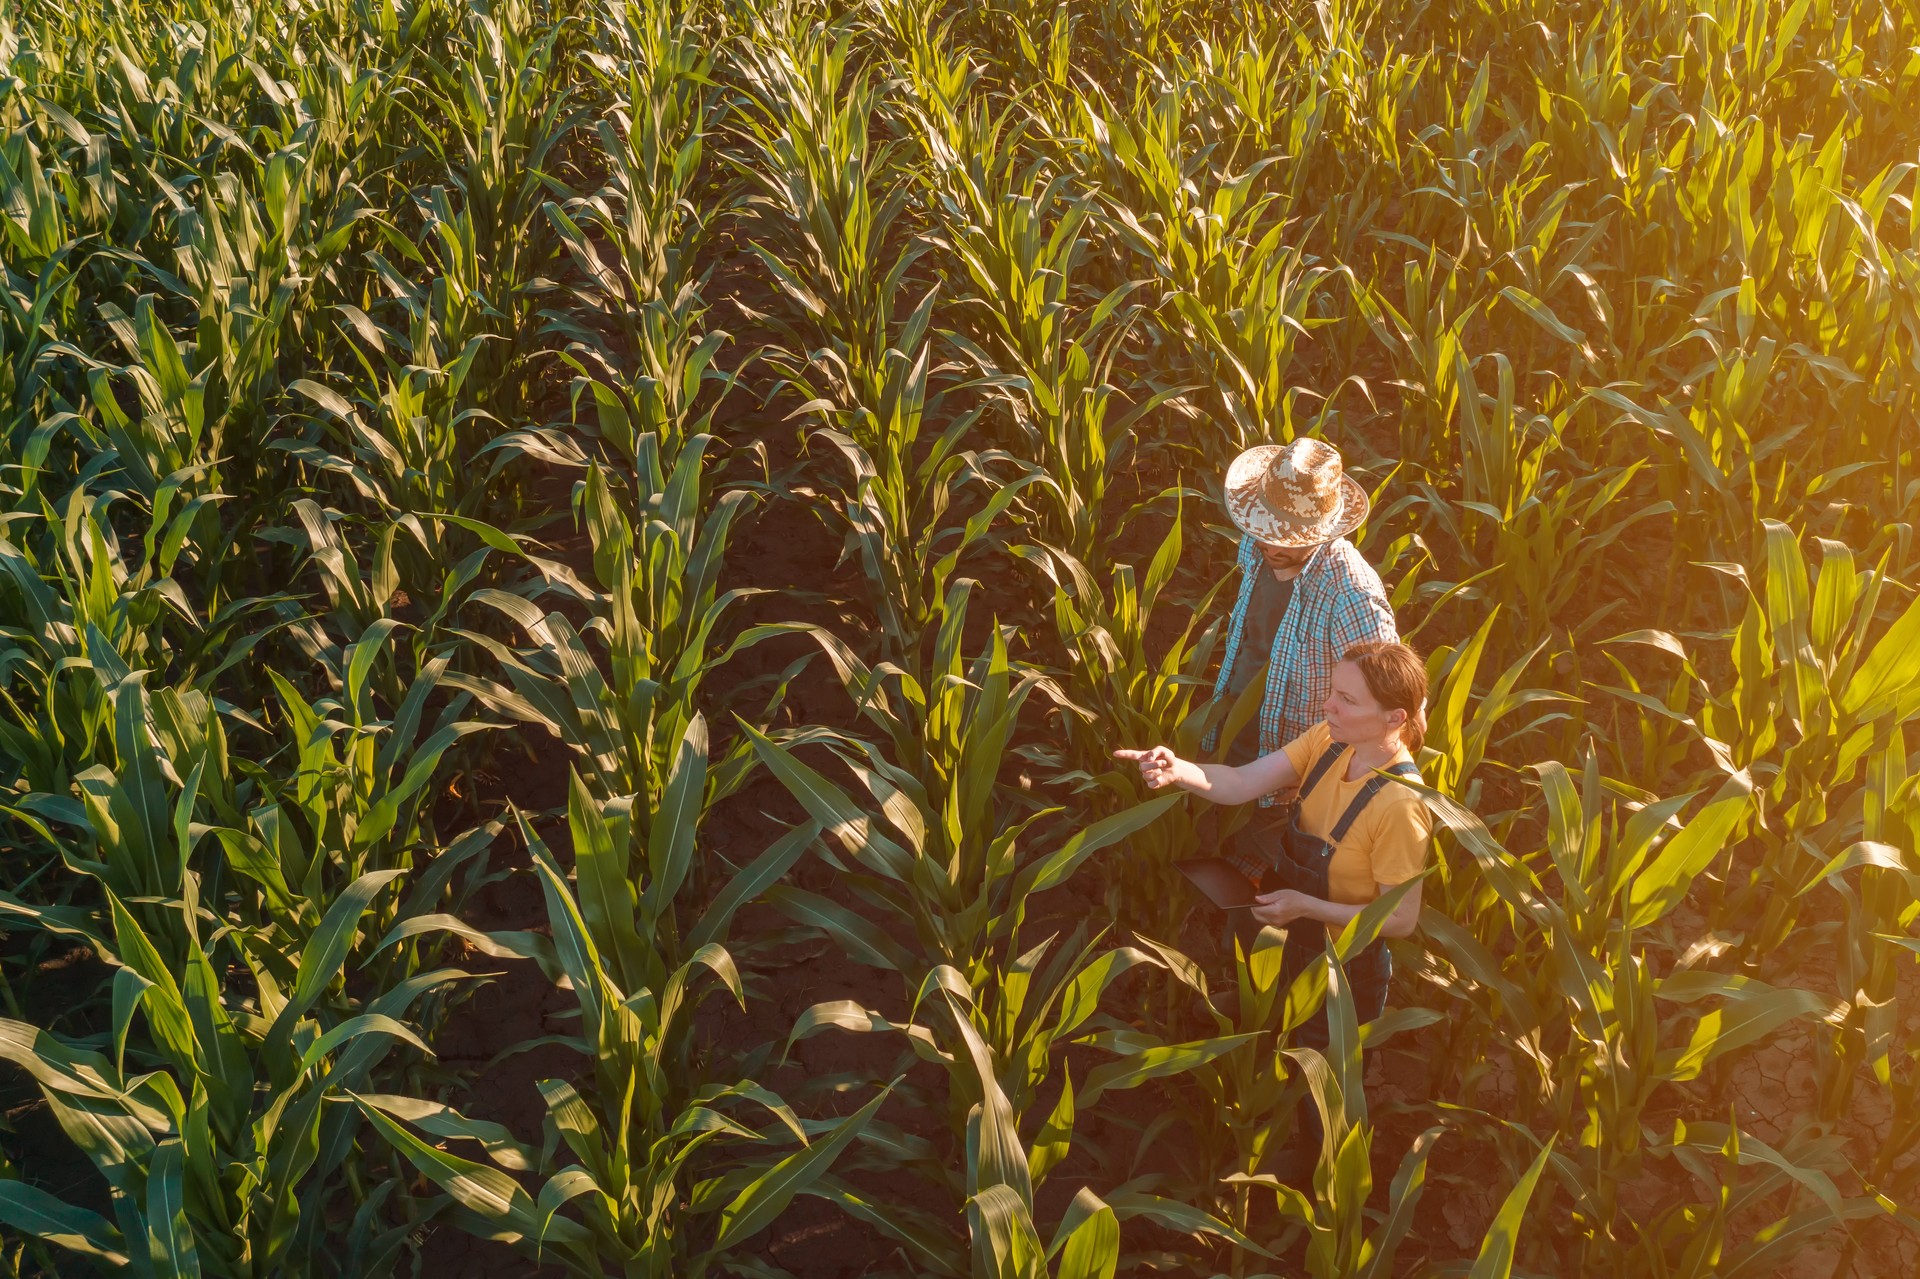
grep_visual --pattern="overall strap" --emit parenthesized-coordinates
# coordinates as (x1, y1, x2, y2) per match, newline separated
(1328, 761, 1422, 843)
(1297, 742, 1347, 802)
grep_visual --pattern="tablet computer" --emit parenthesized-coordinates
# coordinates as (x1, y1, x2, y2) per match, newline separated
(1177, 857, 1258, 910)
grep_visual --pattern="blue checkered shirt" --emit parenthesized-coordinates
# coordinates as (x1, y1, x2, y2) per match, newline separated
(1205, 536, 1397, 806)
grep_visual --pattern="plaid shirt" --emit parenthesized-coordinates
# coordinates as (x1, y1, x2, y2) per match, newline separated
(1205, 536, 1396, 806)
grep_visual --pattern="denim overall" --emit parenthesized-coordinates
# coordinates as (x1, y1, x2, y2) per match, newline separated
(1266, 742, 1421, 1049)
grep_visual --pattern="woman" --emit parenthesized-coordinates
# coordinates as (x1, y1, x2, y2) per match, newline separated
(1115, 640, 1433, 1044)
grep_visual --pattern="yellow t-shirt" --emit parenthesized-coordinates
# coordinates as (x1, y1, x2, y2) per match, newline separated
(1279, 722, 1433, 905)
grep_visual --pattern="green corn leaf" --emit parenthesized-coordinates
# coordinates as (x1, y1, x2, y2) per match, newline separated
(1015, 793, 1182, 897)
(1809, 538, 1859, 661)
(1675, 1120, 1842, 1221)
(1498, 285, 1592, 358)
(289, 377, 357, 422)
(1466, 1139, 1555, 1279)
(536, 1079, 608, 1178)
(0, 885, 110, 948)
(782, 999, 946, 1066)
(970, 1181, 1046, 1279)
(425, 511, 526, 558)
(104, 891, 199, 1074)
(1359, 1006, 1445, 1051)
(1050, 946, 1162, 1045)
(179, 938, 251, 1132)
(1762, 520, 1819, 726)
(942, 986, 1031, 1206)
(1078, 1032, 1258, 1107)
(800, 1175, 966, 1277)
(763, 885, 916, 972)
(1331, 872, 1428, 963)
(109, 966, 153, 1075)
(522, 817, 613, 1029)
(0, 1019, 162, 1165)
(1800, 840, 1920, 895)
(341, 618, 403, 724)
(295, 1014, 431, 1078)
(661, 943, 745, 1030)
(688, 821, 821, 952)
(739, 720, 918, 881)
(531, 1167, 600, 1250)
(1027, 1066, 1074, 1187)
(1324, 951, 1365, 1129)
(146, 1139, 201, 1279)
(107, 672, 173, 896)
(1625, 770, 1753, 928)
(1357, 1126, 1445, 1279)
(369, 914, 563, 983)
(1104, 1189, 1272, 1256)
(643, 713, 709, 923)
(1842, 591, 1920, 718)
(355, 1094, 594, 1249)
(351, 1093, 540, 1172)
(1659, 986, 1841, 1082)
(1604, 788, 1699, 899)
(0, 1181, 128, 1265)
(711, 1082, 893, 1251)
(1534, 760, 1592, 910)
(352, 721, 492, 853)
(1716, 1198, 1892, 1279)
(565, 769, 644, 987)
(275, 868, 407, 1035)
(1051, 1189, 1118, 1279)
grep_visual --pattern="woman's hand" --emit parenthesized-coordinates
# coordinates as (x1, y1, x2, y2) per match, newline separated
(1113, 745, 1182, 790)
(1250, 888, 1325, 928)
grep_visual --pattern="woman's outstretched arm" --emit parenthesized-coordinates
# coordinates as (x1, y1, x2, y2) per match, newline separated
(1112, 743, 1300, 806)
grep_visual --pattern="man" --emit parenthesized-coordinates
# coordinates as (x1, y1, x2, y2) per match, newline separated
(1205, 436, 1398, 891)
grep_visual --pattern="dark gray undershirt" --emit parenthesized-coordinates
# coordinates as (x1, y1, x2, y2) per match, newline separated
(1222, 568, 1295, 766)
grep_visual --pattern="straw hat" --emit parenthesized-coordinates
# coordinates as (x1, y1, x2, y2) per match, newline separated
(1222, 437, 1369, 548)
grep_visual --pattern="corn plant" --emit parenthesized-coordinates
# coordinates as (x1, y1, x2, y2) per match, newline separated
(2, 647, 496, 1026)
(742, 582, 1170, 999)
(1224, 963, 1457, 1279)
(0, 490, 280, 799)
(364, 743, 872, 1276)
(745, 583, 1258, 1269)
(1405, 764, 1891, 1273)
(1014, 505, 1232, 939)
(401, 0, 574, 408)
(804, 287, 1039, 667)
(729, 21, 914, 424)
(547, 0, 729, 468)
(777, 903, 1258, 1274)
(445, 432, 761, 806)
(1071, 81, 1344, 456)
(929, 140, 1174, 563)
(1591, 524, 1920, 971)
(0, 934, 452, 1279)
(904, 973, 1176, 1279)
(1129, 880, 1428, 1263)
(0, 672, 465, 1278)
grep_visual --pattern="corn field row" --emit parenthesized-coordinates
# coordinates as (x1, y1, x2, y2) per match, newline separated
(1, 0, 1918, 1274)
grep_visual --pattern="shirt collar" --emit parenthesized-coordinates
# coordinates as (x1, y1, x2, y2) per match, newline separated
(1298, 538, 1339, 582)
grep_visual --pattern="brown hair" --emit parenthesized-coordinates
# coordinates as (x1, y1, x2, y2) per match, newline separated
(1340, 641, 1429, 753)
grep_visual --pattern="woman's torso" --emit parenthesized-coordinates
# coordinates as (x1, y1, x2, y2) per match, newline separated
(1282, 722, 1433, 905)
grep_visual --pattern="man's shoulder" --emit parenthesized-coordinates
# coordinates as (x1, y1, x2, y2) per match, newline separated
(1310, 538, 1388, 597)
